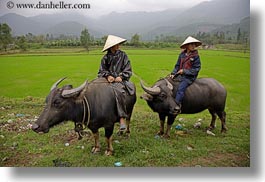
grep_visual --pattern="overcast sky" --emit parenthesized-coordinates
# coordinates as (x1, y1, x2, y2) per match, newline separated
(0, 0, 207, 18)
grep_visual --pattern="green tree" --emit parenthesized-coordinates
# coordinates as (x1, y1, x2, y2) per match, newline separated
(25, 33, 34, 43)
(237, 28, 241, 43)
(34, 35, 45, 45)
(131, 33, 140, 47)
(80, 28, 90, 51)
(100, 35, 108, 45)
(16, 35, 27, 51)
(0, 23, 12, 51)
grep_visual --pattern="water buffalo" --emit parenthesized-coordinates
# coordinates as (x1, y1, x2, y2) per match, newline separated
(140, 76, 227, 138)
(32, 77, 136, 155)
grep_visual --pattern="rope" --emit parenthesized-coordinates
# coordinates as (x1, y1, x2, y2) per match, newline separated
(77, 96, 91, 139)
(83, 96, 90, 127)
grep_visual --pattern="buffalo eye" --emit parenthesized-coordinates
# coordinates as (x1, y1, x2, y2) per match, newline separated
(53, 99, 61, 108)
(153, 93, 167, 102)
(160, 92, 167, 99)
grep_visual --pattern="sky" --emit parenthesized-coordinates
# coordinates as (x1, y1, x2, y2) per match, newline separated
(0, 0, 207, 18)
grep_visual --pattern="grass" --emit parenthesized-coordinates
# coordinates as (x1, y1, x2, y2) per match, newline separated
(0, 48, 250, 167)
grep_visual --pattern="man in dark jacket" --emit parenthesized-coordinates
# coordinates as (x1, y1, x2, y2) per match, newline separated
(98, 35, 132, 131)
(170, 36, 202, 113)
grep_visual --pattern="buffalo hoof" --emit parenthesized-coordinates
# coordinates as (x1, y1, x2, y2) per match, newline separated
(162, 134, 170, 139)
(207, 126, 215, 131)
(105, 149, 113, 156)
(91, 146, 100, 154)
(157, 131, 164, 136)
(125, 132, 130, 139)
(221, 127, 228, 133)
(117, 130, 124, 136)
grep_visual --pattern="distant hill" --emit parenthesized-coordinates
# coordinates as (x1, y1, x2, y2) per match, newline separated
(145, 23, 224, 39)
(0, 13, 102, 37)
(29, 13, 100, 32)
(211, 17, 250, 39)
(176, 0, 249, 25)
(144, 0, 249, 38)
(0, 13, 45, 35)
(46, 21, 87, 37)
(46, 21, 102, 37)
(0, 0, 249, 40)
(95, 9, 185, 38)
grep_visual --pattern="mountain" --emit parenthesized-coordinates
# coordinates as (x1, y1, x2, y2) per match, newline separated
(0, 13, 45, 35)
(46, 21, 86, 37)
(29, 13, 100, 32)
(144, 0, 249, 38)
(145, 23, 224, 39)
(173, 0, 249, 25)
(95, 9, 185, 38)
(0, 13, 102, 37)
(46, 21, 102, 37)
(211, 17, 250, 38)
(0, 0, 249, 40)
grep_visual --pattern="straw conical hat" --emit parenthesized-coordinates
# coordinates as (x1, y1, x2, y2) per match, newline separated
(180, 36, 202, 49)
(102, 35, 127, 52)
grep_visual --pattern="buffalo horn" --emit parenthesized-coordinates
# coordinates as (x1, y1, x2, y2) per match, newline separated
(50, 77, 67, 91)
(140, 80, 161, 95)
(165, 79, 173, 90)
(61, 80, 88, 98)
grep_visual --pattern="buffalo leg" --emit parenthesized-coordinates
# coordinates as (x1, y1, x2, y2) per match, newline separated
(126, 113, 132, 135)
(91, 131, 100, 154)
(208, 108, 217, 130)
(105, 126, 114, 156)
(157, 113, 166, 135)
(164, 115, 175, 138)
(217, 111, 227, 133)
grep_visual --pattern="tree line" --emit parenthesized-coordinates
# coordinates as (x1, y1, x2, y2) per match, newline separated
(0, 23, 249, 52)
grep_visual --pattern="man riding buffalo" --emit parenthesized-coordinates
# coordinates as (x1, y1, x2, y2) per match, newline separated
(141, 36, 227, 137)
(98, 35, 134, 132)
(170, 36, 202, 113)
(32, 35, 137, 155)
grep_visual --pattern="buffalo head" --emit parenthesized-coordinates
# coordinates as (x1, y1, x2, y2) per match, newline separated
(140, 79, 178, 115)
(32, 78, 87, 133)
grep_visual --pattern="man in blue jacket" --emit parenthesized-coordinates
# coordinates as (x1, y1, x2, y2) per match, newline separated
(170, 36, 202, 113)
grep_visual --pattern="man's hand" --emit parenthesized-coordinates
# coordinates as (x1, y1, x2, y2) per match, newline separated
(177, 69, 184, 75)
(107, 76, 115, 83)
(115, 76, 122, 82)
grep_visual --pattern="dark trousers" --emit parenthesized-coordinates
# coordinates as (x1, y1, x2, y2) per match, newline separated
(112, 83, 128, 118)
(175, 79, 191, 104)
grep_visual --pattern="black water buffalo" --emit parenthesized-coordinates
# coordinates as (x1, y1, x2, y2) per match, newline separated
(140, 76, 227, 138)
(32, 77, 136, 155)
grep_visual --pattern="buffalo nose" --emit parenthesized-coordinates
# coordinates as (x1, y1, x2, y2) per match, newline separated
(31, 123, 39, 131)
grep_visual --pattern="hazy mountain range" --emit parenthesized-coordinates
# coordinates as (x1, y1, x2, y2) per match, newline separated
(0, 0, 249, 40)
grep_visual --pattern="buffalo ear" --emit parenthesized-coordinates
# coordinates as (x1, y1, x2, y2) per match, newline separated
(140, 93, 153, 101)
(61, 81, 88, 98)
(62, 85, 73, 90)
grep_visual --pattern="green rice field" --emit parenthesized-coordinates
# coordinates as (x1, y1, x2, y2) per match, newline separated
(0, 48, 250, 167)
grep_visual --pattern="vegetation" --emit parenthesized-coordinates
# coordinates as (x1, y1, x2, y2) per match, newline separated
(80, 28, 91, 51)
(0, 23, 12, 51)
(0, 22, 250, 53)
(0, 48, 250, 167)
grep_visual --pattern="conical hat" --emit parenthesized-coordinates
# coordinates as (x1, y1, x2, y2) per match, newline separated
(102, 35, 127, 52)
(180, 36, 202, 49)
